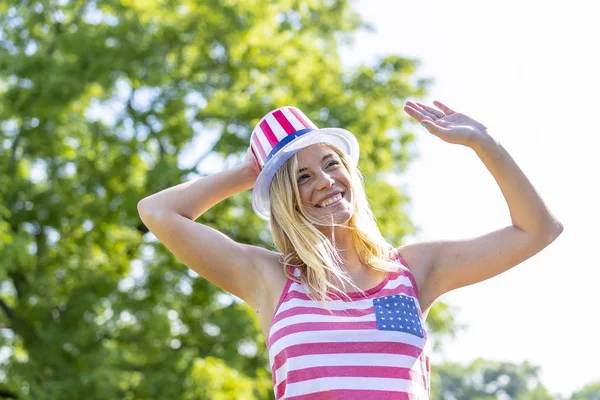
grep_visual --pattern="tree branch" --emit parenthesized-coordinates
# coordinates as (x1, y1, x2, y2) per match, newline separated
(0, 388, 18, 399)
(0, 297, 15, 321)
(8, 126, 23, 176)
(46, 0, 86, 56)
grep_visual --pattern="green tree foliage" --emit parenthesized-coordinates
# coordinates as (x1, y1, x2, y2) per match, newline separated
(0, 0, 454, 398)
(431, 359, 556, 400)
(571, 381, 600, 400)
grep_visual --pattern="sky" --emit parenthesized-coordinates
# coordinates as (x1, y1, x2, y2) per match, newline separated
(338, 0, 600, 396)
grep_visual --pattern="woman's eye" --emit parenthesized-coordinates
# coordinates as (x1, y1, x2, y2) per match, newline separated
(297, 175, 308, 183)
(297, 161, 338, 183)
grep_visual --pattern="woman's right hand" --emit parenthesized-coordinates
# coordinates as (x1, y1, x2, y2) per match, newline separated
(241, 147, 261, 185)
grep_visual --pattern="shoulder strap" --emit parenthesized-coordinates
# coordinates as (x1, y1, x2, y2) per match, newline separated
(390, 248, 420, 298)
(390, 248, 409, 269)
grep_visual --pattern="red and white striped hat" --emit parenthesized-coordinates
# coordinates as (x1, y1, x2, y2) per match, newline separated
(250, 106, 359, 221)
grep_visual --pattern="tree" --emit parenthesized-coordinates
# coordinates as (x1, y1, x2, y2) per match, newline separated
(431, 359, 556, 400)
(0, 0, 454, 398)
(571, 381, 600, 400)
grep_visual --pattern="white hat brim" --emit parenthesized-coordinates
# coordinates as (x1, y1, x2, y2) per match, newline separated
(252, 128, 359, 221)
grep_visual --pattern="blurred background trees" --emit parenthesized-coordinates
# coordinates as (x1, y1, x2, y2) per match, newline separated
(0, 0, 595, 399)
(431, 359, 554, 400)
(430, 360, 599, 400)
(570, 382, 600, 400)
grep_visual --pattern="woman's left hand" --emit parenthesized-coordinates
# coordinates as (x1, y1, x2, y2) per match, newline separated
(404, 100, 488, 147)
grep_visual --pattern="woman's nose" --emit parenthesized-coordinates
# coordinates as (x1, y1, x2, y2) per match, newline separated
(316, 171, 335, 190)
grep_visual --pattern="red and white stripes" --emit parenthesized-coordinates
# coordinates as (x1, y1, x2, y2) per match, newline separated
(266, 259, 431, 399)
(251, 107, 318, 169)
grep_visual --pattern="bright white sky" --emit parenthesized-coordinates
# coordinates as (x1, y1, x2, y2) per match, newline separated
(339, 0, 599, 396)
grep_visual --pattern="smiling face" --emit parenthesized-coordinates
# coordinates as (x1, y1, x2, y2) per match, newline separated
(295, 143, 354, 226)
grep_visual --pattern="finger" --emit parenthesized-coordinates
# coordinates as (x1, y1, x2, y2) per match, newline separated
(416, 102, 445, 118)
(432, 100, 455, 115)
(404, 104, 435, 123)
(406, 100, 434, 116)
(250, 147, 262, 171)
(421, 119, 452, 135)
(414, 102, 439, 119)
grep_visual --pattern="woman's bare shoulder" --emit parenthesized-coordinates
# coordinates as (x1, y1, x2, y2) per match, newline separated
(395, 242, 437, 308)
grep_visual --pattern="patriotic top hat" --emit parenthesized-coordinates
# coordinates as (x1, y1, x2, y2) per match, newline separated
(250, 106, 359, 221)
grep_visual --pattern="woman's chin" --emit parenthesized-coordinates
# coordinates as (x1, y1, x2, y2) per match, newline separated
(309, 206, 354, 227)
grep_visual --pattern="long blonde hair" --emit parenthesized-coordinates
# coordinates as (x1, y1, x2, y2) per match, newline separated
(269, 143, 398, 310)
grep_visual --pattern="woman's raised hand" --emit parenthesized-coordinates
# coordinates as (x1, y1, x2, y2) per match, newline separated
(242, 146, 261, 184)
(404, 100, 489, 147)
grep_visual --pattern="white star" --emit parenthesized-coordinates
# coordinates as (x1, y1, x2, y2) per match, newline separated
(383, 325, 387, 328)
(379, 311, 383, 314)
(388, 311, 391, 314)
(394, 303, 398, 306)
(392, 325, 395, 328)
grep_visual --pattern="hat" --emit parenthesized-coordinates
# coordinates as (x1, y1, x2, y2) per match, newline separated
(250, 106, 359, 221)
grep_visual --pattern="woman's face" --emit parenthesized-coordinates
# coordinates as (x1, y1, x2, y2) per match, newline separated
(295, 143, 354, 225)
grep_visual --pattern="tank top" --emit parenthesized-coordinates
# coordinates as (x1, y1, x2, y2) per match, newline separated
(266, 253, 430, 400)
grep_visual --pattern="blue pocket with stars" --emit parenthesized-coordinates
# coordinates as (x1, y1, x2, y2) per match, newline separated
(373, 295, 424, 338)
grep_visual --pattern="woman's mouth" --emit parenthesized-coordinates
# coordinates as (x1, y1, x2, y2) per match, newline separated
(316, 192, 345, 208)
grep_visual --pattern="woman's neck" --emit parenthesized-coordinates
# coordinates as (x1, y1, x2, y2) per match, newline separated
(325, 225, 365, 275)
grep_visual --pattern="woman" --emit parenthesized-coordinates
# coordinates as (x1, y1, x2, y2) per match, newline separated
(137, 100, 563, 399)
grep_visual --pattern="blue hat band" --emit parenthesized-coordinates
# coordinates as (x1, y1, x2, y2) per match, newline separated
(264, 128, 315, 165)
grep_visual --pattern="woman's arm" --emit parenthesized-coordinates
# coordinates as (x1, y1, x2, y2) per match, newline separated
(137, 149, 277, 312)
(138, 150, 258, 220)
(400, 101, 563, 309)
(470, 131, 562, 239)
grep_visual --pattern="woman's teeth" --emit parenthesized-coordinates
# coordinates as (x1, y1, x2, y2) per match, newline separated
(318, 193, 343, 208)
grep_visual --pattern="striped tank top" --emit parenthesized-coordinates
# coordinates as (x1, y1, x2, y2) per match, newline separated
(266, 254, 430, 399)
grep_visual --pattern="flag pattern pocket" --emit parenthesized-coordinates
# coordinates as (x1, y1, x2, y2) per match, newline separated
(373, 294, 424, 338)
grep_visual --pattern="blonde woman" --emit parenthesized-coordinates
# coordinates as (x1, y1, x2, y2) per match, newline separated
(137, 101, 563, 399)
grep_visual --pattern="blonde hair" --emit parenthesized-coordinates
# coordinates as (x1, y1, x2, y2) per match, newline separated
(269, 143, 398, 311)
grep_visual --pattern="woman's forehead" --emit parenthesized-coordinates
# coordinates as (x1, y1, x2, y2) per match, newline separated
(297, 143, 338, 162)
